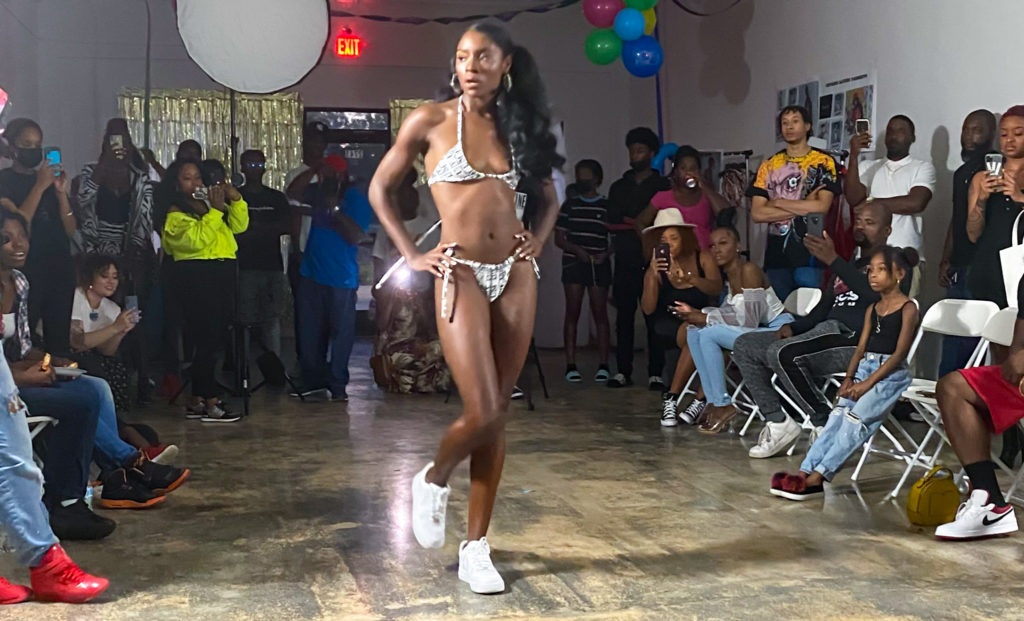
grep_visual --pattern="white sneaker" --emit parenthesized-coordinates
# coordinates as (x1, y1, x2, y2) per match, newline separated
(458, 538, 505, 594)
(748, 417, 801, 459)
(678, 399, 706, 425)
(411, 462, 449, 549)
(935, 490, 1018, 540)
(660, 396, 678, 427)
(808, 425, 825, 446)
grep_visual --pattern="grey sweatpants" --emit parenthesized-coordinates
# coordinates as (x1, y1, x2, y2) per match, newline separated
(732, 319, 857, 427)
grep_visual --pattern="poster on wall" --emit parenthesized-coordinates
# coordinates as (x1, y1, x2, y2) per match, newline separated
(818, 71, 876, 153)
(775, 80, 820, 142)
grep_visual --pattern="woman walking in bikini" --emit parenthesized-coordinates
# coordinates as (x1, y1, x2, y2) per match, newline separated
(368, 23, 563, 594)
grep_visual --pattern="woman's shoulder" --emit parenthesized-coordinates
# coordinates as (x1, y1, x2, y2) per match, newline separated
(403, 102, 450, 134)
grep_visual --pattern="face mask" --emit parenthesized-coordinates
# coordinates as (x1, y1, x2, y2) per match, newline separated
(15, 147, 42, 169)
(575, 180, 594, 193)
(629, 160, 649, 172)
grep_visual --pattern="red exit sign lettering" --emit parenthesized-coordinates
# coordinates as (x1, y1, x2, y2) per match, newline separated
(336, 35, 362, 58)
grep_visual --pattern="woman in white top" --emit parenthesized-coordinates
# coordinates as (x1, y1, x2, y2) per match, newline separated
(673, 226, 793, 433)
(69, 255, 139, 412)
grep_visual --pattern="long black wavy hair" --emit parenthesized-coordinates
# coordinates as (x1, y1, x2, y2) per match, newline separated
(438, 22, 564, 182)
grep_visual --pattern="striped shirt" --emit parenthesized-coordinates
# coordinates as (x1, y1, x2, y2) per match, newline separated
(556, 195, 610, 266)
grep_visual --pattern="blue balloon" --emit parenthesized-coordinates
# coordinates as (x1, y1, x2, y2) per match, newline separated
(622, 35, 663, 78)
(652, 142, 679, 172)
(613, 8, 645, 42)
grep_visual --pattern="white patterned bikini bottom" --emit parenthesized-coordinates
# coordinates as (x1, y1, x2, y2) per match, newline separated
(439, 247, 540, 322)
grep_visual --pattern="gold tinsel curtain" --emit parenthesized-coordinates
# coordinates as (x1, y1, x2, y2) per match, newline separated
(118, 88, 303, 191)
(390, 98, 432, 184)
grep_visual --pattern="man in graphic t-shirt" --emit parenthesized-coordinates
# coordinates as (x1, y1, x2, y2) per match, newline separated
(237, 149, 292, 358)
(748, 105, 840, 301)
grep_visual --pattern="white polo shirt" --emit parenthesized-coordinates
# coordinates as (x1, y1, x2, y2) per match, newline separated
(859, 156, 936, 253)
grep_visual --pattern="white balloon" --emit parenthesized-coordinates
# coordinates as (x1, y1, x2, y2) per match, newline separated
(177, 0, 328, 93)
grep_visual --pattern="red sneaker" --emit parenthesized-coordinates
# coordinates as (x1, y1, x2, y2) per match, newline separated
(29, 545, 109, 603)
(0, 577, 32, 605)
(143, 443, 179, 465)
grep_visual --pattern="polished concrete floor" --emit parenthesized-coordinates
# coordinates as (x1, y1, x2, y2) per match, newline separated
(6, 343, 1024, 620)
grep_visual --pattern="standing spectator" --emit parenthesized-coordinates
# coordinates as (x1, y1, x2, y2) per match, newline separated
(0, 118, 77, 355)
(76, 118, 156, 402)
(237, 149, 291, 357)
(749, 106, 839, 301)
(555, 159, 612, 383)
(294, 155, 371, 401)
(606, 127, 671, 390)
(636, 145, 730, 250)
(845, 114, 935, 299)
(161, 159, 249, 422)
(174, 140, 202, 165)
(939, 109, 997, 376)
(967, 106, 1024, 309)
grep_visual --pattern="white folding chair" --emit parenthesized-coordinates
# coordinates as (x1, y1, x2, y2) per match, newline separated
(855, 300, 1000, 498)
(737, 288, 822, 436)
(26, 415, 58, 470)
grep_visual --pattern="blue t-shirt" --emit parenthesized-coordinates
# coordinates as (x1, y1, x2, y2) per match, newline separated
(300, 186, 372, 289)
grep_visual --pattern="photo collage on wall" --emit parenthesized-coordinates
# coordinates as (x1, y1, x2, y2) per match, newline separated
(776, 72, 876, 154)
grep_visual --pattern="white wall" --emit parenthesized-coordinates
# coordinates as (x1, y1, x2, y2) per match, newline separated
(658, 0, 1024, 310)
(0, 0, 659, 348)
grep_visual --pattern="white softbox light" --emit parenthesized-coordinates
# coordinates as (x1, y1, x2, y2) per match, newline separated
(177, 0, 329, 93)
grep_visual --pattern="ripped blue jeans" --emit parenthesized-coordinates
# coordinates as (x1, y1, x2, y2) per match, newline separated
(800, 352, 911, 481)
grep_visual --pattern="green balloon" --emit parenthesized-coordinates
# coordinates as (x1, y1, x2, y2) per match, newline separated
(624, 0, 657, 9)
(585, 28, 622, 65)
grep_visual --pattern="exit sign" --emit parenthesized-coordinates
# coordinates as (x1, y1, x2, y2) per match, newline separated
(336, 35, 363, 58)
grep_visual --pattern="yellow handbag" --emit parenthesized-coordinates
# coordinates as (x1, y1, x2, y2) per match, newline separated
(906, 466, 962, 526)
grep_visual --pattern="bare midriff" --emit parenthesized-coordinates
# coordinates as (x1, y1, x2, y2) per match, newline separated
(428, 180, 521, 264)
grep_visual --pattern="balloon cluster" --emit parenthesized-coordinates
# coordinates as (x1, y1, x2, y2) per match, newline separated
(582, 0, 664, 78)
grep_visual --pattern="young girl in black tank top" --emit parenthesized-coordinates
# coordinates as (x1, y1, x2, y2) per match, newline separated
(772, 246, 919, 500)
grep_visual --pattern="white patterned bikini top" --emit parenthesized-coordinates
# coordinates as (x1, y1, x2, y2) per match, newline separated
(428, 96, 521, 190)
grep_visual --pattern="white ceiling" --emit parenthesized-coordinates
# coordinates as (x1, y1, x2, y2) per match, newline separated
(329, 0, 573, 17)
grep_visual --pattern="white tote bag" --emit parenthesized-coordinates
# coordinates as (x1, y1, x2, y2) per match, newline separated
(999, 209, 1024, 306)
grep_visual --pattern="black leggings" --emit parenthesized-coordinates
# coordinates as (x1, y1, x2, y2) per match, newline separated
(175, 259, 236, 399)
(25, 262, 74, 356)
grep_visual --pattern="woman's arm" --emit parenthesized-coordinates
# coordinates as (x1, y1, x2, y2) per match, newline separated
(687, 251, 723, 297)
(739, 261, 765, 289)
(704, 186, 730, 215)
(54, 175, 76, 237)
(71, 318, 130, 355)
(162, 208, 224, 256)
(967, 171, 991, 243)
(531, 178, 561, 247)
(633, 204, 657, 233)
(862, 302, 919, 388)
(368, 105, 442, 263)
(844, 306, 873, 381)
(640, 258, 661, 315)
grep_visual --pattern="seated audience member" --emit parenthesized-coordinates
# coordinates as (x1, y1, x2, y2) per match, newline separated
(636, 145, 730, 250)
(555, 159, 612, 383)
(162, 159, 248, 422)
(748, 106, 839, 301)
(640, 210, 721, 427)
(0, 209, 190, 512)
(966, 106, 1024, 310)
(0, 351, 109, 605)
(293, 155, 371, 401)
(732, 202, 905, 458)
(606, 127, 671, 390)
(670, 226, 793, 431)
(939, 109, 997, 377)
(772, 247, 918, 500)
(237, 149, 291, 358)
(70, 254, 137, 412)
(0, 209, 109, 539)
(845, 114, 935, 299)
(0, 118, 76, 355)
(370, 170, 449, 394)
(934, 271, 1024, 540)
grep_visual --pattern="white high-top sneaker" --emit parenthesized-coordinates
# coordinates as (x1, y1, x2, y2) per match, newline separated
(411, 462, 449, 549)
(935, 489, 1018, 540)
(458, 538, 505, 594)
(748, 417, 801, 459)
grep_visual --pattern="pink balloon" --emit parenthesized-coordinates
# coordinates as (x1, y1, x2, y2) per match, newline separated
(583, 0, 624, 28)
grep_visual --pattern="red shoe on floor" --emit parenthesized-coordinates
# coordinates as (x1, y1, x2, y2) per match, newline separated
(29, 545, 109, 603)
(143, 444, 179, 465)
(0, 577, 32, 605)
(158, 374, 182, 399)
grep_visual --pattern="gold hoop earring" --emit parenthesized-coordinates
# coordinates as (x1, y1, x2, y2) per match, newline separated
(503, 72, 513, 91)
